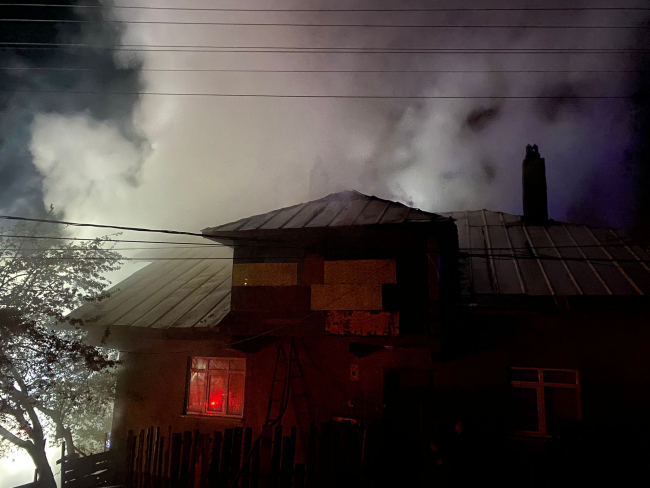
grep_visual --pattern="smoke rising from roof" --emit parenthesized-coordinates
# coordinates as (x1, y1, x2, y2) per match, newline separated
(1, 1, 648, 239)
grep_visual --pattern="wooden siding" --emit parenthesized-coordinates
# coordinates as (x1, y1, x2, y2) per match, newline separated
(232, 263, 298, 287)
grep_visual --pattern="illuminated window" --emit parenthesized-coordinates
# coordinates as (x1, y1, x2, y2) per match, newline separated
(186, 357, 246, 418)
(511, 367, 581, 437)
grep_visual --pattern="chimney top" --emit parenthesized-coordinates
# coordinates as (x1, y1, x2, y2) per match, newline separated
(522, 144, 548, 224)
(526, 144, 540, 159)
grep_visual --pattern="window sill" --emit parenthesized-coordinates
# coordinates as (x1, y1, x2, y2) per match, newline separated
(510, 433, 552, 441)
(181, 414, 245, 422)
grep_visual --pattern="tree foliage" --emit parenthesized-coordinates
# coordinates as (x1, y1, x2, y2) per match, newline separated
(0, 215, 123, 487)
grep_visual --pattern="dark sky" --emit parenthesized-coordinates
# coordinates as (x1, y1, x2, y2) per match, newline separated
(0, 0, 649, 242)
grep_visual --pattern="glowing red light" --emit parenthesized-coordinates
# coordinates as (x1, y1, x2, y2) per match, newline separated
(210, 401, 216, 406)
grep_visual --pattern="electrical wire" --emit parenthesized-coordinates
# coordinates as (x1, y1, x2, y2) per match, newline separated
(0, 90, 634, 99)
(4, 5, 650, 13)
(2, 45, 646, 54)
(1, 216, 648, 253)
(0, 67, 647, 74)
(0, 19, 646, 28)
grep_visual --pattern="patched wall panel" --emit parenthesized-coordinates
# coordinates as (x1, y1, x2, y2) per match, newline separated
(324, 260, 396, 284)
(311, 284, 383, 310)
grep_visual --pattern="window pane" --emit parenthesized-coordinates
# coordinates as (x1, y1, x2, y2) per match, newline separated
(188, 372, 206, 413)
(209, 359, 228, 370)
(192, 358, 207, 369)
(513, 388, 539, 432)
(545, 387, 579, 436)
(230, 359, 246, 371)
(227, 373, 245, 416)
(511, 369, 539, 382)
(543, 370, 576, 384)
(207, 372, 227, 413)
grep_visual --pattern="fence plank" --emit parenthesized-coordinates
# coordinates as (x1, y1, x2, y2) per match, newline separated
(153, 427, 161, 488)
(208, 432, 222, 488)
(279, 429, 296, 488)
(180, 431, 193, 488)
(330, 422, 342, 488)
(194, 434, 204, 488)
(137, 430, 145, 488)
(230, 427, 243, 485)
(316, 423, 330, 488)
(305, 424, 316, 488)
(219, 429, 233, 488)
(199, 434, 211, 488)
(146, 427, 155, 488)
(269, 425, 282, 488)
(125, 431, 135, 488)
(169, 433, 183, 488)
(294, 463, 305, 488)
(250, 439, 260, 488)
(241, 427, 252, 488)
(188, 430, 199, 488)
(157, 437, 165, 488)
(163, 426, 172, 488)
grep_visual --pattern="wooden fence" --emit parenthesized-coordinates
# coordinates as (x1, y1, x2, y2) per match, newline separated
(124, 422, 366, 488)
(58, 442, 117, 488)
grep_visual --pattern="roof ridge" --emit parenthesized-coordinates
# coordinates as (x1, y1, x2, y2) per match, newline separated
(203, 189, 447, 233)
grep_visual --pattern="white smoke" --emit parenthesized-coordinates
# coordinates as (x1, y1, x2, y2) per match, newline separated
(30, 113, 144, 226)
(24, 1, 647, 234)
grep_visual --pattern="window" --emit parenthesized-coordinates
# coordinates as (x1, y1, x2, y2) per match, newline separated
(186, 357, 246, 418)
(511, 367, 581, 437)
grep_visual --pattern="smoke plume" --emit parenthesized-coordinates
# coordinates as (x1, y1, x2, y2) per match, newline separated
(0, 1, 147, 217)
(0, 1, 648, 239)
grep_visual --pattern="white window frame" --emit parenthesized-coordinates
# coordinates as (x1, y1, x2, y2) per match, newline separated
(186, 357, 246, 419)
(511, 367, 582, 437)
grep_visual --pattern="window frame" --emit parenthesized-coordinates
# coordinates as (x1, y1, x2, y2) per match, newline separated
(185, 356, 246, 419)
(511, 367, 582, 438)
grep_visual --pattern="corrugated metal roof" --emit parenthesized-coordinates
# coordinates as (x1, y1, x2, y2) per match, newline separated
(73, 247, 232, 329)
(440, 210, 650, 297)
(203, 190, 447, 234)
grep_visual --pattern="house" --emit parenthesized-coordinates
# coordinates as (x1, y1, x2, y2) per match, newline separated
(77, 146, 650, 487)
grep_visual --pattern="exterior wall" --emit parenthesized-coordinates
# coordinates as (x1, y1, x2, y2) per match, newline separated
(111, 335, 435, 455)
(435, 308, 650, 485)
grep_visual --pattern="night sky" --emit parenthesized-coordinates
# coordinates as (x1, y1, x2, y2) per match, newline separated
(0, 1, 649, 242)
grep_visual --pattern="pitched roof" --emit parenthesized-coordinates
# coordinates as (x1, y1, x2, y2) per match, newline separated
(440, 210, 650, 297)
(202, 190, 448, 234)
(73, 246, 231, 329)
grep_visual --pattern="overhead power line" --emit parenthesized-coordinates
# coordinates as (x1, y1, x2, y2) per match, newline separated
(4, 4, 650, 12)
(0, 67, 646, 74)
(1, 216, 648, 253)
(0, 215, 226, 240)
(0, 19, 646, 28)
(9, 252, 650, 266)
(0, 89, 633, 99)
(2, 45, 646, 55)
(1, 234, 645, 253)
(0, 235, 225, 246)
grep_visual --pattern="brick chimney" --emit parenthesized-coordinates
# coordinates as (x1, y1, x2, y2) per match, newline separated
(522, 144, 548, 223)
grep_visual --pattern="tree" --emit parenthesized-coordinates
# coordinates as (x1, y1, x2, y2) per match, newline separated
(0, 215, 122, 487)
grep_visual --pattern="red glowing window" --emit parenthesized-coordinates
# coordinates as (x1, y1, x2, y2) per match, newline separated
(187, 357, 246, 418)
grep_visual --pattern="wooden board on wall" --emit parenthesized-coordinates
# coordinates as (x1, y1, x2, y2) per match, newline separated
(324, 260, 397, 284)
(231, 286, 311, 316)
(232, 263, 298, 286)
(325, 311, 399, 336)
(311, 284, 383, 310)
